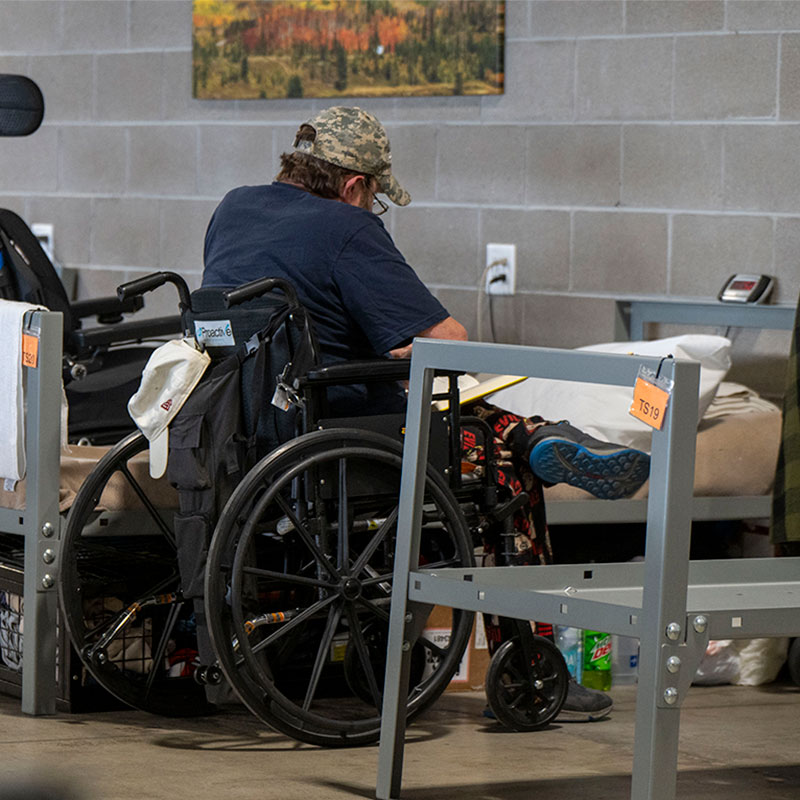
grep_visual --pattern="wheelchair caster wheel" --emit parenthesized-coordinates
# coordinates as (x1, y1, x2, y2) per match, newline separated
(485, 636, 568, 731)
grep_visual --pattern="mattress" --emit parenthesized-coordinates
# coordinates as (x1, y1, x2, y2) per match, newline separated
(544, 407, 781, 504)
(0, 443, 177, 513)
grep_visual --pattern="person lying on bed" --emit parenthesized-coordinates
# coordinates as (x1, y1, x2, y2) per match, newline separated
(202, 106, 650, 722)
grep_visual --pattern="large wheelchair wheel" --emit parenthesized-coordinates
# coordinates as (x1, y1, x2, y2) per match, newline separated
(205, 428, 475, 747)
(58, 431, 211, 716)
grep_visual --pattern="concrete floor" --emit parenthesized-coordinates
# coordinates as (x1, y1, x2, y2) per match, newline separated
(0, 682, 798, 800)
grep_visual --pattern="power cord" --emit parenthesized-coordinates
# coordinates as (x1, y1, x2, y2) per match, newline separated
(477, 258, 508, 342)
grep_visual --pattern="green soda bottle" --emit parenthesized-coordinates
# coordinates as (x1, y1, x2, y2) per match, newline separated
(582, 630, 612, 690)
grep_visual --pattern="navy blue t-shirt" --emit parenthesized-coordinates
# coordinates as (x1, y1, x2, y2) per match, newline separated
(202, 182, 449, 413)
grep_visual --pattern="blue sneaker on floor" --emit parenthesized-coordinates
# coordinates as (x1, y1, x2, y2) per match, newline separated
(528, 422, 650, 500)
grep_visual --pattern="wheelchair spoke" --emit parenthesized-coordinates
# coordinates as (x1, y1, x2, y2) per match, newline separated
(119, 464, 176, 547)
(274, 494, 341, 582)
(355, 596, 390, 623)
(344, 604, 382, 709)
(351, 505, 398, 576)
(240, 564, 331, 590)
(144, 600, 182, 695)
(418, 633, 447, 660)
(248, 593, 338, 657)
(420, 555, 462, 571)
(302, 603, 343, 712)
(337, 458, 349, 571)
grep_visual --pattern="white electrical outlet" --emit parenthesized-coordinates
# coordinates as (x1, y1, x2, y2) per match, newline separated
(31, 223, 54, 261)
(484, 243, 516, 295)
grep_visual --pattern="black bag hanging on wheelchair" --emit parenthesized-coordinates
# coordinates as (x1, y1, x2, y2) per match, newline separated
(166, 298, 317, 602)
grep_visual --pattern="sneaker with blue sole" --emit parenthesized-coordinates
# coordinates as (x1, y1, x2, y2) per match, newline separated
(527, 422, 650, 500)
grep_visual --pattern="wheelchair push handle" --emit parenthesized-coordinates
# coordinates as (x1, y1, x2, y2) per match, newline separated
(117, 272, 194, 339)
(223, 277, 300, 309)
(117, 271, 193, 312)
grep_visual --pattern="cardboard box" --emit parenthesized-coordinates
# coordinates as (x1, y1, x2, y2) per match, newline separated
(423, 605, 491, 693)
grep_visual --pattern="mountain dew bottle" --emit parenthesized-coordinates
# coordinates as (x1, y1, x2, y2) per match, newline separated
(582, 630, 612, 690)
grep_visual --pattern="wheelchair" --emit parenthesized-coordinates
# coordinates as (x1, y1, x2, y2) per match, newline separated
(0, 74, 181, 444)
(57, 272, 569, 745)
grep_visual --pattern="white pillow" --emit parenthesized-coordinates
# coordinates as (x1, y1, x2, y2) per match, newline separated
(487, 335, 731, 453)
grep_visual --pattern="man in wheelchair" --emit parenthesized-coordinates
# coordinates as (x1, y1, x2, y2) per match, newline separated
(201, 106, 651, 723)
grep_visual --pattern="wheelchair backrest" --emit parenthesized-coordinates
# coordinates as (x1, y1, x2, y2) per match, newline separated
(0, 208, 74, 334)
(184, 285, 319, 456)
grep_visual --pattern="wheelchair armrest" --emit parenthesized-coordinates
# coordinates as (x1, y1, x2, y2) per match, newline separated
(71, 294, 145, 325)
(69, 315, 183, 353)
(301, 358, 411, 387)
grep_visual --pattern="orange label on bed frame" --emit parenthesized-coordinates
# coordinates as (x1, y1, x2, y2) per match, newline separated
(21, 333, 39, 368)
(630, 376, 669, 430)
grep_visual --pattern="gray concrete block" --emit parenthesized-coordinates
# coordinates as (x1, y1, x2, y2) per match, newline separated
(128, 125, 197, 195)
(59, 126, 126, 194)
(0, 1, 61, 53)
(95, 53, 164, 121)
(432, 287, 478, 340)
(626, 1, 724, 33)
(90, 197, 160, 268)
(773, 218, 800, 304)
(481, 40, 574, 122)
(505, 0, 531, 37)
(0, 196, 28, 220)
(622, 125, 723, 209)
(73, 266, 130, 302)
(674, 34, 778, 120)
(780, 34, 800, 120)
(158, 198, 219, 272)
(481, 208, 571, 292)
(131, 0, 190, 49)
(576, 37, 672, 120)
(62, 1, 127, 52)
(526, 125, 621, 206)
(572, 212, 668, 293)
(198, 125, 275, 200)
(530, 0, 623, 37)
(383, 97, 481, 122)
(26, 196, 93, 267)
(392, 206, 480, 287)
(724, 126, 800, 213)
(437, 125, 526, 204)
(27, 55, 93, 122)
(0, 128, 58, 192)
(671, 214, 773, 297)
(519, 293, 617, 348)
(727, 1, 800, 31)
(384, 125, 437, 203)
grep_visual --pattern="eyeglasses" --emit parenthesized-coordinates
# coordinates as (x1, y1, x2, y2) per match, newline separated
(372, 193, 389, 216)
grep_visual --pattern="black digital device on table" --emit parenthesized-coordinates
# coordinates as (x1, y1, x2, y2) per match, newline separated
(718, 273, 774, 304)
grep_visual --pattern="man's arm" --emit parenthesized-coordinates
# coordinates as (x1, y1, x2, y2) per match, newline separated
(389, 315, 467, 359)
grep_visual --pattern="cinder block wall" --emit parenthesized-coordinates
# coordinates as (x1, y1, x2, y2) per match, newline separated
(1, 0, 797, 390)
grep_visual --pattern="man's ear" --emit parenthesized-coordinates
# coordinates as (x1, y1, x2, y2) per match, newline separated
(340, 175, 366, 206)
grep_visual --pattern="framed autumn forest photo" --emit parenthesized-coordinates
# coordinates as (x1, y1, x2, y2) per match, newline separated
(192, 1, 505, 100)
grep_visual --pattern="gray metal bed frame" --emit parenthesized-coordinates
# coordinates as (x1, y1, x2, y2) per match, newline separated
(377, 338, 800, 800)
(0, 309, 62, 715)
(546, 297, 795, 526)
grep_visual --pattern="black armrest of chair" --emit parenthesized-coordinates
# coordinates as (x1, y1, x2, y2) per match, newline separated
(301, 358, 411, 387)
(71, 294, 145, 325)
(70, 315, 182, 353)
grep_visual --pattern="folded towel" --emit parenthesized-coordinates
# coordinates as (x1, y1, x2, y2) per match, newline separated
(0, 299, 44, 488)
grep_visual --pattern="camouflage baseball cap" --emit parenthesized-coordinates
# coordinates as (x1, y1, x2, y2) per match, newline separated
(294, 106, 411, 206)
